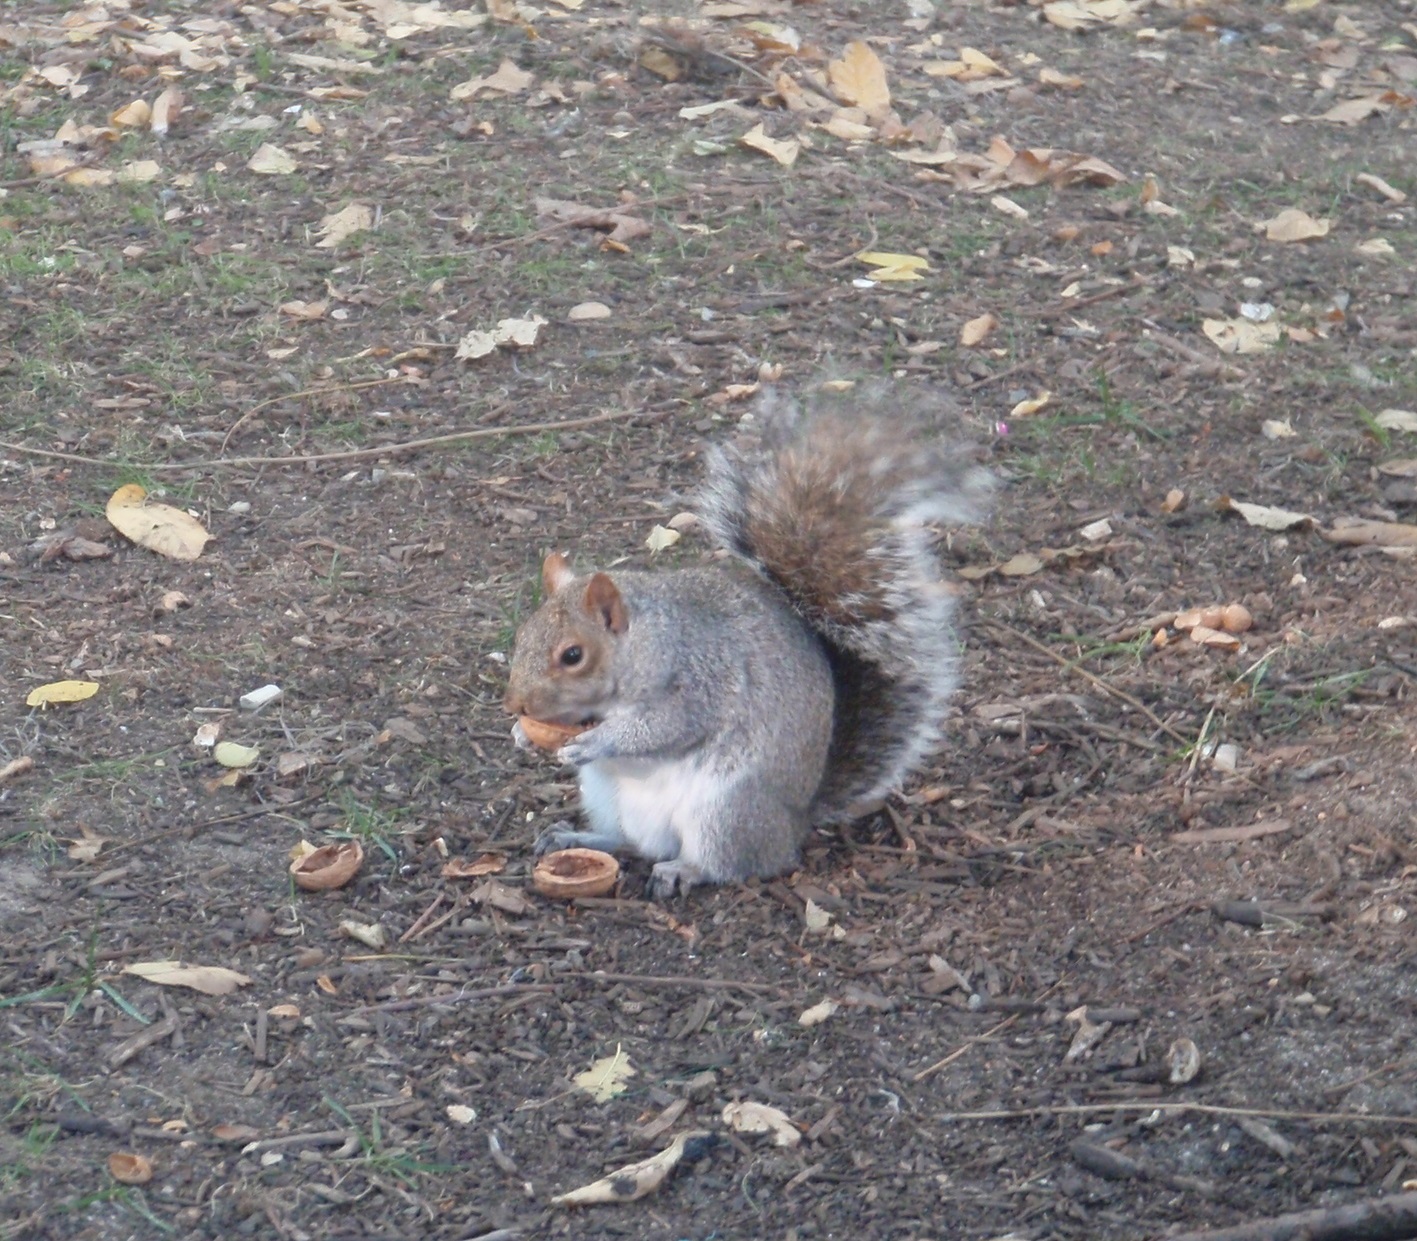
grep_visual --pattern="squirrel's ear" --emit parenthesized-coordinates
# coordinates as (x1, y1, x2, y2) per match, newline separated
(583, 573, 629, 635)
(541, 552, 574, 596)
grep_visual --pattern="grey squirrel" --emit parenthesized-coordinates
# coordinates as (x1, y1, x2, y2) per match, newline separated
(502, 385, 990, 898)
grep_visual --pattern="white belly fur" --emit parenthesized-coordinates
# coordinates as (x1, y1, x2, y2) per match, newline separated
(579, 754, 729, 864)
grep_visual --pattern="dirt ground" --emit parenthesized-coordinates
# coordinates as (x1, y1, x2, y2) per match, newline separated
(2, 0, 1416, 1238)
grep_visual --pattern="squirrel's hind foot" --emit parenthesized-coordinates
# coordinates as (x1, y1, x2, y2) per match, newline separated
(647, 858, 707, 901)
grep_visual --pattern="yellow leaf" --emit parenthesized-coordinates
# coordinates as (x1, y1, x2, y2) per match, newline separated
(857, 251, 930, 274)
(828, 41, 890, 116)
(27, 680, 100, 708)
(960, 312, 998, 347)
(106, 484, 212, 561)
(739, 123, 799, 166)
(213, 742, 260, 769)
(574, 1047, 636, 1103)
(111, 99, 152, 127)
(644, 525, 681, 553)
(1009, 392, 1052, 417)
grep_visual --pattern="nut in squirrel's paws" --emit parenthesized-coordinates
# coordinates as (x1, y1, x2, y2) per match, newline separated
(517, 715, 590, 751)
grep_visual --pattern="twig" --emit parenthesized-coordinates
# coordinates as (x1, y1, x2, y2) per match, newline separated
(962, 359, 1038, 391)
(985, 622, 1191, 746)
(938, 1101, 1417, 1126)
(561, 971, 782, 996)
(1023, 276, 1153, 319)
(913, 1015, 1018, 1082)
(220, 377, 409, 453)
(1160, 1189, 1417, 1241)
(350, 983, 557, 1015)
(0, 407, 660, 474)
(398, 893, 448, 945)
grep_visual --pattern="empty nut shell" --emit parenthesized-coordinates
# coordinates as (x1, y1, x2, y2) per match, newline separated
(518, 715, 588, 750)
(533, 848, 620, 900)
(290, 841, 364, 891)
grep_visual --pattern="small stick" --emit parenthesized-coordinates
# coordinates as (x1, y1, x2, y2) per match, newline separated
(985, 622, 1191, 746)
(1160, 1189, 1417, 1241)
(938, 1101, 1417, 1127)
(0, 407, 659, 474)
(561, 971, 783, 996)
(220, 376, 409, 453)
(913, 1015, 1018, 1082)
(398, 893, 447, 944)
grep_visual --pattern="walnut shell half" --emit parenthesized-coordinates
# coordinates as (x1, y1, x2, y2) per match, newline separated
(518, 715, 589, 750)
(532, 848, 620, 900)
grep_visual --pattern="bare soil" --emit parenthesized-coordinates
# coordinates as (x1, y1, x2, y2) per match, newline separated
(1, 1, 1415, 1239)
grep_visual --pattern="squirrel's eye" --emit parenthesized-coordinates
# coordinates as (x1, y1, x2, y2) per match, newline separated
(559, 645, 583, 668)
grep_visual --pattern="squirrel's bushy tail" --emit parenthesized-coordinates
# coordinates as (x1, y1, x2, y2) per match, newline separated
(697, 384, 991, 819)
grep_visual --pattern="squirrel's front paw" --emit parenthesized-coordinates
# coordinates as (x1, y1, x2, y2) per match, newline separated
(533, 820, 583, 856)
(558, 727, 614, 768)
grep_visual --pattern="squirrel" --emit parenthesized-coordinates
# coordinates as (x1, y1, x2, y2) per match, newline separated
(502, 384, 990, 899)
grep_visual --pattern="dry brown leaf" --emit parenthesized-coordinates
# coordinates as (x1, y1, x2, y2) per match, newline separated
(828, 41, 890, 116)
(738, 122, 799, 166)
(106, 484, 211, 561)
(450, 58, 533, 101)
(1263, 207, 1330, 242)
(246, 143, 296, 175)
(722, 1101, 801, 1146)
(441, 853, 507, 879)
(150, 86, 183, 135)
(550, 1131, 710, 1205)
(1320, 518, 1417, 548)
(1202, 318, 1280, 354)
(1355, 172, 1407, 203)
(1217, 497, 1313, 531)
(960, 312, 998, 347)
(534, 196, 650, 244)
(315, 202, 373, 248)
(123, 961, 253, 996)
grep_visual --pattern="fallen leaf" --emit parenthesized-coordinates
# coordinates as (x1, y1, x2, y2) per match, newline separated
(857, 250, 931, 281)
(1263, 208, 1330, 242)
(644, 525, 680, 552)
(1038, 67, 1085, 89)
(960, 312, 998, 347)
(66, 825, 110, 862)
(1217, 497, 1313, 531)
(339, 919, 387, 949)
(1202, 317, 1281, 354)
(493, 314, 547, 349)
(213, 741, 260, 768)
(279, 299, 328, 319)
(111, 99, 152, 127)
(723, 1100, 801, 1146)
(26, 680, 100, 708)
(246, 143, 297, 175)
(1356, 238, 1397, 259)
(1378, 458, 1417, 478)
(1376, 410, 1417, 433)
(799, 998, 839, 1027)
(150, 86, 183, 135)
(123, 961, 253, 996)
(455, 330, 497, 360)
(533, 197, 650, 244)
(1318, 94, 1398, 125)
(1262, 418, 1297, 440)
(1321, 518, 1417, 548)
(828, 41, 890, 116)
(575, 1048, 636, 1103)
(450, 58, 533, 101)
(1010, 392, 1052, 417)
(1355, 172, 1407, 204)
(739, 122, 800, 167)
(550, 1131, 712, 1205)
(315, 202, 373, 249)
